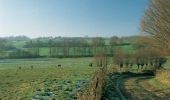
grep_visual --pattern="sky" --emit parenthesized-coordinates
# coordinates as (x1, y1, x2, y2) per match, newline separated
(0, 0, 148, 38)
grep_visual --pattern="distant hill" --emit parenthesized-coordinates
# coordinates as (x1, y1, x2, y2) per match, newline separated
(0, 36, 30, 41)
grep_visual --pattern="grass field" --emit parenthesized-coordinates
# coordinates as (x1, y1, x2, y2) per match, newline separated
(0, 58, 97, 100)
(1, 50, 169, 99)
(12, 41, 28, 48)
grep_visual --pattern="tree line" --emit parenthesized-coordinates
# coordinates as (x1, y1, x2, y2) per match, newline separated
(114, 48, 167, 73)
(7, 36, 131, 58)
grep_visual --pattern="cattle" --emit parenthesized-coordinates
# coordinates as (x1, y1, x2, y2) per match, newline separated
(58, 64, 61, 67)
(89, 63, 93, 67)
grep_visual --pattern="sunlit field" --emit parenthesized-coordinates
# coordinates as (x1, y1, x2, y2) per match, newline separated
(0, 58, 97, 99)
(0, 0, 170, 99)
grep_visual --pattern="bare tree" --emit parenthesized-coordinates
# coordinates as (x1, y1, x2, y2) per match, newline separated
(94, 52, 108, 68)
(141, 0, 170, 54)
(109, 36, 119, 46)
(109, 36, 119, 54)
(48, 39, 53, 57)
(114, 48, 124, 71)
(92, 37, 105, 54)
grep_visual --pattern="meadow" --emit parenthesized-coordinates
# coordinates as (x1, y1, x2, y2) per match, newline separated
(1, 37, 170, 100)
(0, 58, 97, 100)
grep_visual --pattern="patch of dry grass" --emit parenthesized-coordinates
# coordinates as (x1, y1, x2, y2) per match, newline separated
(156, 69, 170, 86)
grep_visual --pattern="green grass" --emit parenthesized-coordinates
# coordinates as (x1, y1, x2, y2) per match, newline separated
(148, 78, 170, 95)
(12, 41, 27, 48)
(164, 57, 170, 68)
(0, 58, 97, 99)
(0, 58, 93, 69)
(149, 78, 170, 89)
(116, 44, 134, 54)
(39, 47, 50, 56)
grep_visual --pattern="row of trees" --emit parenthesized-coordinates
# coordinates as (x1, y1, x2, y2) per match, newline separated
(91, 37, 167, 73)
(79, 1, 170, 99)
(0, 36, 138, 58)
(8, 49, 39, 58)
(91, 0, 170, 75)
(114, 48, 167, 72)
(24, 37, 125, 48)
(0, 36, 124, 58)
(17, 37, 129, 58)
(22, 45, 117, 58)
(135, 0, 170, 73)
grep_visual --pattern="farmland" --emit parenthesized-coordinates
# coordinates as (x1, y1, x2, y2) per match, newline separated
(0, 36, 137, 100)
(0, 0, 170, 99)
(0, 58, 97, 99)
(0, 36, 134, 59)
(0, 36, 170, 100)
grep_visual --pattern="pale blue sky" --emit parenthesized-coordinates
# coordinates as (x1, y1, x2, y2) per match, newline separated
(0, 0, 148, 38)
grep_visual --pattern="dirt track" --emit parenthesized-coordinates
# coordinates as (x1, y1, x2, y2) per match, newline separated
(101, 73, 170, 100)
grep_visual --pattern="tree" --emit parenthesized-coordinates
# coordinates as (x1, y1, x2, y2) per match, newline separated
(114, 48, 124, 71)
(0, 39, 10, 57)
(109, 36, 119, 55)
(80, 39, 89, 56)
(27, 40, 40, 57)
(141, 0, 170, 55)
(48, 39, 53, 57)
(94, 52, 108, 67)
(35, 39, 40, 56)
(109, 36, 119, 46)
(92, 37, 105, 54)
(133, 36, 156, 50)
(8, 49, 33, 58)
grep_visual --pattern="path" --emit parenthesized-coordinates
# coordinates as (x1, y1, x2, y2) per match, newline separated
(101, 73, 168, 100)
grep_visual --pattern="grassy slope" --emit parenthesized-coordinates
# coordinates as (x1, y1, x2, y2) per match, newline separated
(139, 77, 170, 99)
(154, 59, 170, 86)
